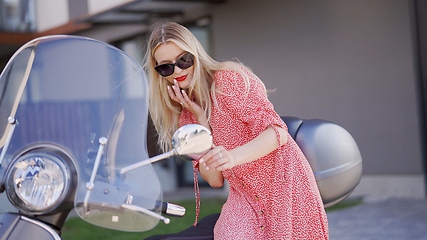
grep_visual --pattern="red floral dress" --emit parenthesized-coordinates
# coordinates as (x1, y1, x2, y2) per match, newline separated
(179, 68, 329, 239)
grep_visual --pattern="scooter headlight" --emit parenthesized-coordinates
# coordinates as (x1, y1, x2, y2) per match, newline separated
(6, 151, 71, 214)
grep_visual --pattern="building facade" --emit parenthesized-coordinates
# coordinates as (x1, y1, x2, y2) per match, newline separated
(0, 0, 426, 199)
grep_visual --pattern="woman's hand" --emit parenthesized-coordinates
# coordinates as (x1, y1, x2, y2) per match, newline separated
(201, 126, 288, 173)
(167, 80, 204, 115)
(199, 146, 237, 171)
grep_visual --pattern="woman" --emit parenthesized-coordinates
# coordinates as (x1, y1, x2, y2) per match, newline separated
(143, 21, 329, 239)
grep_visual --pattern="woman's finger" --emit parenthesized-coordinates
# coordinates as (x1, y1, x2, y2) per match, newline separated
(167, 82, 186, 106)
(181, 90, 190, 102)
(200, 147, 228, 170)
(171, 85, 182, 99)
(173, 80, 183, 97)
(200, 147, 220, 163)
(167, 86, 178, 101)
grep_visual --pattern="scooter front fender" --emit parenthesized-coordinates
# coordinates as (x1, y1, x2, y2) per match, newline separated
(0, 212, 61, 240)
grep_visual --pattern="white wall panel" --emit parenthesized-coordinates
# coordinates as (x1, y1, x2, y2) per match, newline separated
(35, 0, 69, 31)
(212, 0, 421, 175)
(87, 0, 134, 14)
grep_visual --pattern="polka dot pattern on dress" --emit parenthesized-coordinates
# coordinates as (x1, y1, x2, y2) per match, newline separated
(180, 67, 329, 240)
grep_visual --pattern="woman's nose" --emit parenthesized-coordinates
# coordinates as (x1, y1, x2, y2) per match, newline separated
(174, 65, 183, 74)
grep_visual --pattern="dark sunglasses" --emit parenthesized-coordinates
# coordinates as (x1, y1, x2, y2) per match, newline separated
(154, 52, 195, 77)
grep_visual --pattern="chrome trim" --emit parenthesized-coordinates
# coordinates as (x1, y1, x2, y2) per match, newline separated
(314, 160, 362, 181)
(121, 124, 212, 174)
(84, 137, 107, 211)
(0, 42, 36, 148)
(21, 215, 61, 240)
(0, 117, 17, 164)
(166, 203, 186, 217)
(6, 147, 72, 214)
(122, 204, 170, 224)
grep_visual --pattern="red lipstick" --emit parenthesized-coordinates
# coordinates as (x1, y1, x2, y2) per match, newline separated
(175, 74, 187, 82)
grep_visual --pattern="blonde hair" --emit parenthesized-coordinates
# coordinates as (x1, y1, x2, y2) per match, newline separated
(143, 21, 264, 152)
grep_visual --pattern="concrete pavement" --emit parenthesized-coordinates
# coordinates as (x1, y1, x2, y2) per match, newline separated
(328, 197, 427, 240)
(165, 188, 427, 240)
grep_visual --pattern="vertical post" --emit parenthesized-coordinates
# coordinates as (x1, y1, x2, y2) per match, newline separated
(413, 0, 427, 196)
(0, 117, 18, 165)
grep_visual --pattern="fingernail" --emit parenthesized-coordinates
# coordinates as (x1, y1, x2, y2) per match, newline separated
(172, 85, 175, 90)
(167, 86, 170, 90)
(206, 167, 210, 170)
(199, 158, 204, 163)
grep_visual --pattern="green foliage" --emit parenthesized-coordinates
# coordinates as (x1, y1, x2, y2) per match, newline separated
(325, 198, 362, 212)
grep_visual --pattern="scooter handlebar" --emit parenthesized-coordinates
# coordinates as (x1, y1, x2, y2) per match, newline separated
(161, 202, 186, 217)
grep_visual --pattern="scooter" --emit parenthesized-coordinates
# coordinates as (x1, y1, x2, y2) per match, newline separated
(0, 35, 214, 239)
(0, 35, 363, 240)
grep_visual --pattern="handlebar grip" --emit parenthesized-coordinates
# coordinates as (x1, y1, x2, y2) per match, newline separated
(161, 202, 186, 217)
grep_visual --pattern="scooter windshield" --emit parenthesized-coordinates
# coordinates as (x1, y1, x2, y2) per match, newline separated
(0, 35, 163, 231)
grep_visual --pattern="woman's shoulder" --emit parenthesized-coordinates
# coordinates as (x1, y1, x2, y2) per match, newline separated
(214, 62, 263, 89)
(214, 69, 244, 93)
(214, 62, 249, 84)
(215, 62, 237, 75)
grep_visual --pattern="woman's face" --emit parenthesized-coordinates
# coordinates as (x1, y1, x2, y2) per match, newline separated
(153, 42, 194, 89)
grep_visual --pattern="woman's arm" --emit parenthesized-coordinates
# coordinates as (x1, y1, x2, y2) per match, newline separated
(199, 163, 224, 188)
(231, 125, 287, 166)
(166, 81, 225, 187)
(196, 116, 225, 187)
(200, 125, 288, 172)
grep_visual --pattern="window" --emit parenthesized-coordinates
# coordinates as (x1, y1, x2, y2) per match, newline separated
(0, 0, 36, 32)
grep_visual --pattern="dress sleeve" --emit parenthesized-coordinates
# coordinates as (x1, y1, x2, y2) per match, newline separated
(214, 68, 288, 145)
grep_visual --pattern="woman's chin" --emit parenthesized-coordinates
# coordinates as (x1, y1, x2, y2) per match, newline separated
(178, 80, 191, 89)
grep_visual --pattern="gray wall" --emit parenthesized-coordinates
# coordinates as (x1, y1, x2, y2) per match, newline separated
(211, 0, 422, 175)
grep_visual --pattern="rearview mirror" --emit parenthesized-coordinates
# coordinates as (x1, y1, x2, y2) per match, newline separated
(121, 124, 212, 173)
(171, 124, 212, 159)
